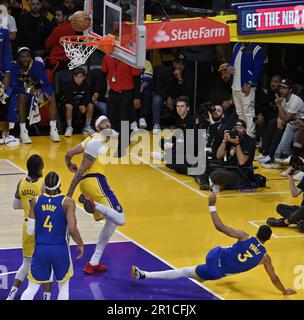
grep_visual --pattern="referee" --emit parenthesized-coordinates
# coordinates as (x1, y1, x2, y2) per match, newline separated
(92, 54, 141, 157)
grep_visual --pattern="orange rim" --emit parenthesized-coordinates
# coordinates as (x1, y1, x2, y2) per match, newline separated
(60, 34, 115, 50)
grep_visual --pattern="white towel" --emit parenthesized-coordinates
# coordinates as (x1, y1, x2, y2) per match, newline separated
(27, 92, 41, 125)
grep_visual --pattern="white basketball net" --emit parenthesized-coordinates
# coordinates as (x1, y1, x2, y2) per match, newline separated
(60, 36, 98, 70)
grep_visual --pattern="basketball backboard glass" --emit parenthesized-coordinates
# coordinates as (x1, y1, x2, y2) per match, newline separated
(85, 0, 146, 68)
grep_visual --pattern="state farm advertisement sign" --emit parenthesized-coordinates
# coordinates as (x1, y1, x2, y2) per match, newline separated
(146, 18, 230, 49)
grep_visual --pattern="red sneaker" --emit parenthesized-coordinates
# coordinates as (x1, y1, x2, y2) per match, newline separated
(83, 262, 108, 274)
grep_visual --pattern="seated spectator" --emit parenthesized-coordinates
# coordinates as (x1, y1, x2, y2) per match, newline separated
(151, 56, 194, 134)
(63, 67, 95, 137)
(209, 119, 256, 192)
(254, 74, 282, 143)
(137, 59, 153, 129)
(0, 1, 18, 41)
(11, 47, 60, 143)
(281, 127, 304, 181)
(195, 104, 229, 189)
(45, 6, 75, 73)
(267, 162, 304, 233)
(16, 0, 53, 58)
(256, 79, 304, 168)
(156, 96, 197, 175)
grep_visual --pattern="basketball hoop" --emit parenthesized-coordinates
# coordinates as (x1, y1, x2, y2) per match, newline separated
(60, 34, 115, 69)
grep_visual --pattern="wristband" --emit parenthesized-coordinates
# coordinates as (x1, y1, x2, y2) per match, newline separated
(26, 87, 31, 94)
(209, 206, 216, 212)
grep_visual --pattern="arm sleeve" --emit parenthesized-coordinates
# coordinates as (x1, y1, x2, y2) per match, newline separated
(13, 197, 23, 209)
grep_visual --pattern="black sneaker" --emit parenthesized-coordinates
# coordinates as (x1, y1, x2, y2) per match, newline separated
(266, 217, 287, 227)
(297, 221, 304, 233)
(131, 265, 146, 280)
(78, 194, 95, 214)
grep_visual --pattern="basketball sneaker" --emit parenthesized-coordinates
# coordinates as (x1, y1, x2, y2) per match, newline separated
(131, 265, 146, 280)
(78, 194, 103, 221)
(50, 129, 61, 142)
(20, 128, 32, 144)
(83, 262, 108, 274)
(64, 126, 73, 137)
(266, 217, 287, 227)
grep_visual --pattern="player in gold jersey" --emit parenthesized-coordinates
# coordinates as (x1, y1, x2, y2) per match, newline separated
(6, 155, 52, 300)
(65, 116, 125, 274)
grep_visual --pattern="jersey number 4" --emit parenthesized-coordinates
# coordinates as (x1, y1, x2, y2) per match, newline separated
(43, 215, 53, 232)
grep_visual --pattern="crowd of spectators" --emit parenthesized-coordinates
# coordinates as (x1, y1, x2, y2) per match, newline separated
(0, 0, 303, 193)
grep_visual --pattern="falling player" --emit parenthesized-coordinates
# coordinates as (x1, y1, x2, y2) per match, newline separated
(65, 115, 125, 274)
(132, 193, 296, 296)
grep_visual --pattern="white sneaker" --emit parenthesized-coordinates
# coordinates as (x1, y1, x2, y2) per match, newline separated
(4, 135, 20, 147)
(20, 129, 32, 144)
(275, 156, 291, 166)
(64, 127, 73, 137)
(50, 129, 61, 142)
(130, 121, 139, 132)
(83, 126, 95, 136)
(254, 154, 267, 161)
(152, 124, 161, 135)
(261, 162, 281, 169)
(293, 171, 304, 181)
(258, 155, 271, 163)
(139, 118, 147, 129)
(151, 151, 164, 160)
(280, 167, 295, 177)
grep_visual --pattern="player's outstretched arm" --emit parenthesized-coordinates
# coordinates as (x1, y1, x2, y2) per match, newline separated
(262, 254, 296, 295)
(208, 193, 249, 241)
(64, 198, 84, 259)
(67, 153, 95, 198)
(65, 144, 85, 173)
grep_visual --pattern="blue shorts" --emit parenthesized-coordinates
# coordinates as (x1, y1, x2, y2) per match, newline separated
(28, 244, 73, 283)
(195, 246, 226, 281)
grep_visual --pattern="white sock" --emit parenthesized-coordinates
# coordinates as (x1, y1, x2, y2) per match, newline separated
(95, 203, 125, 226)
(15, 257, 31, 282)
(20, 123, 26, 131)
(6, 286, 18, 300)
(9, 122, 15, 130)
(67, 119, 72, 127)
(58, 280, 69, 300)
(43, 292, 51, 300)
(50, 120, 57, 131)
(90, 221, 116, 265)
(20, 281, 40, 300)
(145, 267, 196, 280)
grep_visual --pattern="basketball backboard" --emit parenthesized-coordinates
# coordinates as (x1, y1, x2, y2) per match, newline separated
(85, 0, 146, 68)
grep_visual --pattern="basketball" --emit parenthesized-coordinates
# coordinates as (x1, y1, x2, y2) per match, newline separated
(70, 11, 91, 32)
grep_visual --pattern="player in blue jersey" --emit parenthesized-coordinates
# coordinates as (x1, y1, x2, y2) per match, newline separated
(20, 172, 84, 300)
(132, 193, 296, 296)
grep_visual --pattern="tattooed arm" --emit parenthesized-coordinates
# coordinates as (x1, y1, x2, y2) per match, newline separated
(67, 153, 96, 198)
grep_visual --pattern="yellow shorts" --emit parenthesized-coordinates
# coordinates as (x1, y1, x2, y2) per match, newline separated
(80, 173, 123, 221)
(22, 221, 35, 258)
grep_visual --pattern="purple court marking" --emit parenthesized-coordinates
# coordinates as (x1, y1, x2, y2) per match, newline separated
(0, 242, 218, 300)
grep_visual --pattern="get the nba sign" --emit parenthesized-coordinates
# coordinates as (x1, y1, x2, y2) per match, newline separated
(238, 1, 304, 35)
(146, 18, 230, 49)
(0, 265, 8, 289)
